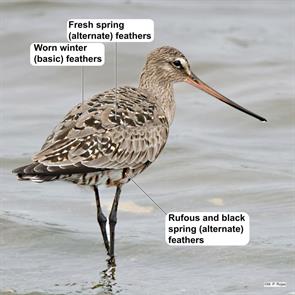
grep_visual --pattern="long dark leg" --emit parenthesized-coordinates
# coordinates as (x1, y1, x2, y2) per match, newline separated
(108, 184, 122, 260)
(93, 185, 109, 253)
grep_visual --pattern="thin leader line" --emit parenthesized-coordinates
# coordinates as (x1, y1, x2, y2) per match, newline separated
(114, 42, 118, 118)
(114, 45, 165, 215)
(81, 66, 84, 103)
(131, 179, 167, 215)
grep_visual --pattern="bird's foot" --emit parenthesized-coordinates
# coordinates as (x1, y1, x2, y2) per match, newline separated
(107, 255, 116, 267)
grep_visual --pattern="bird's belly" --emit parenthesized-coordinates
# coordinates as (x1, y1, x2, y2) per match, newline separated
(62, 164, 150, 187)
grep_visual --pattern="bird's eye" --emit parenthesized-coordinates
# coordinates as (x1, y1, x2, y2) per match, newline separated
(172, 60, 183, 69)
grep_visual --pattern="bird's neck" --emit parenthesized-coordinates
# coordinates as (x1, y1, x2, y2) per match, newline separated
(139, 71, 176, 126)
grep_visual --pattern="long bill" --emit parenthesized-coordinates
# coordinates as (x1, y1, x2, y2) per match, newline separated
(185, 73, 267, 122)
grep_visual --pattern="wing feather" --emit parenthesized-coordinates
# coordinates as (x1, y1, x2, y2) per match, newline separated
(33, 87, 169, 172)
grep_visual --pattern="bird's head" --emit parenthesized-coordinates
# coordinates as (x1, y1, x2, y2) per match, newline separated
(142, 46, 267, 122)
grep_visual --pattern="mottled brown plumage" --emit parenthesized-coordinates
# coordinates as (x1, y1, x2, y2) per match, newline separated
(13, 46, 266, 261)
(22, 86, 168, 186)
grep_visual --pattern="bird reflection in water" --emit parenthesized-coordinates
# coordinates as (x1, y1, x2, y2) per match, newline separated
(91, 258, 122, 294)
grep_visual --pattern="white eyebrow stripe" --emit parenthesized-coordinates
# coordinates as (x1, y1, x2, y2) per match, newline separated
(176, 57, 191, 75)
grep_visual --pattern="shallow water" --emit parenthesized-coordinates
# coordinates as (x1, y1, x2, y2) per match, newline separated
(0, 1, 294, 294)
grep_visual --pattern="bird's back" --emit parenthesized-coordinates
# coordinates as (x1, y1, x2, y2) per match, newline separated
(13, 86, 169, 186)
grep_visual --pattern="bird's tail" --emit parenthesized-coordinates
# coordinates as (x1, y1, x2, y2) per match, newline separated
(12, 163, 59, 183)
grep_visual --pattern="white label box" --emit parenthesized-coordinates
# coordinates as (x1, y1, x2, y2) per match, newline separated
(166, 212, 250, 246)
(30, 42, 105, 66)
(67, 19, 154, 42)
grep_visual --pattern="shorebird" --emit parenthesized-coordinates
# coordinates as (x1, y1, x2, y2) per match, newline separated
(13, 46, 266, 262)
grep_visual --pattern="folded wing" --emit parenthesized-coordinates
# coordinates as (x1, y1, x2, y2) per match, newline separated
(32, 87, 169, 174)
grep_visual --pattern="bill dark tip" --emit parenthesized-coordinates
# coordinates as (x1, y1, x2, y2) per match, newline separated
(248, 112, 267, 122)
(186, 75, 267, 123)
